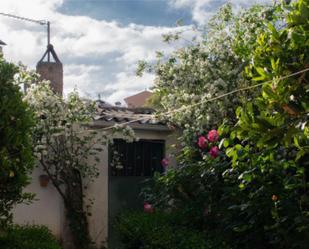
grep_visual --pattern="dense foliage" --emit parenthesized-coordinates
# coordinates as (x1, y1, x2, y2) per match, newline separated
(0, 58, 34, 229)
(0, 225, 62, 249)
(116, 212, 208, 249)
(139, 2, 282, 129)
(222, 0, 309, 246)
(121, 1, 309, 249)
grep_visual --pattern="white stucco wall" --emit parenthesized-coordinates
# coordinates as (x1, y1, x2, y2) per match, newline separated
(13, 165, 64, 239)
(13, 128, 177, 248)
(85, 139, 109, 247)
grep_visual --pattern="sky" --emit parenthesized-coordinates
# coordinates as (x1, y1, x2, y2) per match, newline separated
(0, 0, 271, 104)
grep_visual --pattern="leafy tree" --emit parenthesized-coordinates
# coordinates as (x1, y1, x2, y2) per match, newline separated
(225, 0, 309, 246)
(0, 58, 34, 229)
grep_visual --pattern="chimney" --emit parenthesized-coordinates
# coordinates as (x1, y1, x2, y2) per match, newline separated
(36, 44, 63, 95)
(0, 40, 6, 55)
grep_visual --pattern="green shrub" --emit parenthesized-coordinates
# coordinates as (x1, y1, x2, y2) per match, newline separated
(137, 1, 309, 249)
(0, 58, 35, 227)
(116, 211, 209, 249)
(0, 225, 62, 249)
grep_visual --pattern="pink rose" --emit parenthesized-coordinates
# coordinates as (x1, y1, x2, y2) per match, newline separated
(197, 136, 208, 149)
(161, 158, 169, 168)
(144, 202, 154, 213)
(207, 129, 219, 142)
(209, 146, 219, 158)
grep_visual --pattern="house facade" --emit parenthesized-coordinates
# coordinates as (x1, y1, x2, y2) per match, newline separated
(14, 44, 176, 249)
(13, 105, 177, 248)
(12, 45, 177, 248)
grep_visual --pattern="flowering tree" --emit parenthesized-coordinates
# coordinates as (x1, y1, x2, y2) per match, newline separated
(25, 82, 101, 248)
(25, 79, 136, 249)
(0, 58, 34, 229)
(139, 3, 282, 130)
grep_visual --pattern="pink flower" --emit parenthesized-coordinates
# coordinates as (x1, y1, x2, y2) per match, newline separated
(209, 146, 219, 158)
(144, 202, 154, 213)
(161, 158, 169, 168)
(197, 136, 208, 149)
(207, 129, 219, 142)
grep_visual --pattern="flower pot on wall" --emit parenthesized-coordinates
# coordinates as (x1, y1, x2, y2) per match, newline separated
(39, 174, 50, 187)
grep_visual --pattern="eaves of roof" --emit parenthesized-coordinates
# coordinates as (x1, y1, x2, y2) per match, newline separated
(94, 103, 173, 131)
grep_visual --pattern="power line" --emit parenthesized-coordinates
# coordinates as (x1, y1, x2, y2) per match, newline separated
(0, 12, 47, 25)
(99, 67, 309, 131)
(162, 67, 309, 118)
(0, 12, 51, 60)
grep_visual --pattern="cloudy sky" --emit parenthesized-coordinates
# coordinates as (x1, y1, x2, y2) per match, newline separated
(0, 0, 271, 104)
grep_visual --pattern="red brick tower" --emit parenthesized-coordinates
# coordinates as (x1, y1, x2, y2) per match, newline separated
(36, 44, 63, 96)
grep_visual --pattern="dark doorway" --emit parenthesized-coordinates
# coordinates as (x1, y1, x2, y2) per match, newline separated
(108, 139, 165, 248)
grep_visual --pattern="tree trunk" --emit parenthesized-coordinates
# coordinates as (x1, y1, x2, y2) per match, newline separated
(64, 169, 92, 249)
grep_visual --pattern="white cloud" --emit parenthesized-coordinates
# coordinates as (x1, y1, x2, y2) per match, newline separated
(104, 72, 155, 105)
(63, 64, 102, 94)
(1, 0, 193, 103)
(169, 0, 272, 25)
(1, 0, 271, 103)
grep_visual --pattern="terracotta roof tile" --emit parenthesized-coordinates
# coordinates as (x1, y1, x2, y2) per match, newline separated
(95, 100, 165, 126)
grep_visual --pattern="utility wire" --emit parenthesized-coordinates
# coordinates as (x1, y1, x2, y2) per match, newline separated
(0, 12, 47, 25)
(162, 67, 309, 118)
(99, 67, 309, 131)
(0, 12, 51, 60)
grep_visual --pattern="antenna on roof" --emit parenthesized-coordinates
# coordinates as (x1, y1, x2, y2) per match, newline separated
(0, 12, 53, 61)
(47, 21, 51, 61)
(0, 12, 63, 95)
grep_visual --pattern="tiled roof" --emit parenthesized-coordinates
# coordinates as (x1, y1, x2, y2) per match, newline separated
(94, 100, 165, 126)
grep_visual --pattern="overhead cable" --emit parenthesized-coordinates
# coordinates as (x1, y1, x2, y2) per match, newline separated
(100, 67, 309, 131)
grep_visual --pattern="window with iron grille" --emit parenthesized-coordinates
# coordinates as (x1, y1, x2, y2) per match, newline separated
(109, 139, 165, 177)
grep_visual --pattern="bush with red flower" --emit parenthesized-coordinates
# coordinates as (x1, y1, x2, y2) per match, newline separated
(197, 130, 221, 159)
(118, 1, 309, 249)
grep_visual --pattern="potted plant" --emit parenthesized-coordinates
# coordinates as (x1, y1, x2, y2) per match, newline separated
(39, 174, 50, 187)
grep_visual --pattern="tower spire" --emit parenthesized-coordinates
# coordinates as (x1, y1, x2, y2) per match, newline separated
(36, 21, 63, 96)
